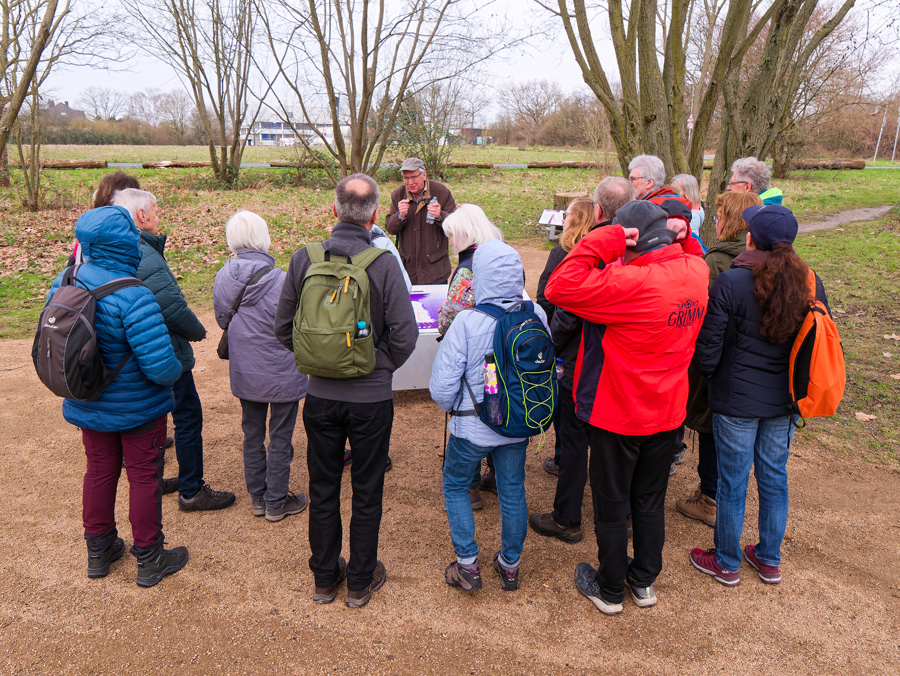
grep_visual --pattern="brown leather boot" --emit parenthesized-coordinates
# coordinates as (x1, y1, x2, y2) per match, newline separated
(528, 512, 583, 543)
(676, 486, 716, 527)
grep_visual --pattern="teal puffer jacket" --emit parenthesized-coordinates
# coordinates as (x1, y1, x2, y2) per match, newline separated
(136, 230, 206, 373)
(49, 206, 183, 432)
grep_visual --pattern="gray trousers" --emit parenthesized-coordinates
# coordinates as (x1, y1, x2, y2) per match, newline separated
(240, 399, 301, 508)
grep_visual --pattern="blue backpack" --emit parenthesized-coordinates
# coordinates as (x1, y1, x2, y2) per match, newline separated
(460, 301, 558, 438)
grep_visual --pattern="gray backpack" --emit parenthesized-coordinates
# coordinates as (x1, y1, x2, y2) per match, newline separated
(32, 265, 144, 400)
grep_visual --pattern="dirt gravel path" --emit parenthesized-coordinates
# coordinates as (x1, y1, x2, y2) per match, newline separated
(1, 243, 899, 675)
(798, 206, 894, 233)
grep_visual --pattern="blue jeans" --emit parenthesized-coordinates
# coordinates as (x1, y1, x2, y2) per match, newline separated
(443, 435, 528, 566)
(172, 370, 205, 499)
(713, 414, 794, 572)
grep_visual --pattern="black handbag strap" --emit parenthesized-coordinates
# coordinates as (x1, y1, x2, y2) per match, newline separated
(225, 267, 272, 327)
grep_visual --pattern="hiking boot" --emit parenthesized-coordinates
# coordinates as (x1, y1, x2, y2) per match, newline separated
(676, 487, 716, 527)
(542, 456, 559, 476)
(313, 557, 347, 604)
(345, 560, 387, 608)
(574, 562, 622, 615)
(528, 512, 583, 543)
(625, 576, 658, 608)
(479, 471, 497, 494)
(385, 456, 393, 472)
(178, 484, 236, 512)
(136, 546, 189, 588)
(445, 561, 482, 592)
(493, 551, 519, 591)
(690, 548, 740, 587)
(161, 477, 180, 495)
(165, 436, 175, 449)
(87, 537, 125, 579)
(744, 544, 781, 584)
(251, 497, 265, 517)
(265, 492, 309, 522)
(470, 487, 483, 511)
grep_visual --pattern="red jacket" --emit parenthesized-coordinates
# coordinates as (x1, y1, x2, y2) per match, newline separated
(545, 225, 709, 435)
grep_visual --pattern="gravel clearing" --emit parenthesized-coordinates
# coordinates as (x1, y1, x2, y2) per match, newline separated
(1, 243, 898, 675)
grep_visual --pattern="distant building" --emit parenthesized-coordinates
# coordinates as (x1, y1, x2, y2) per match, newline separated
(242, 101, 348, 147)
(458, 127, 492, 145)
(42, 100, 87, 122)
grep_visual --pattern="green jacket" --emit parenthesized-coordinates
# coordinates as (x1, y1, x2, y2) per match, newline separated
(684, 236, 746, 433)
(136, 229, 206, 373)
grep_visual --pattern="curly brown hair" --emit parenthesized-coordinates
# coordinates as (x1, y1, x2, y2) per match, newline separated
(92, 171, 140, 208)
(714, 191, 762, 241)
(559, 198, 596, 252)
(752, 241, 811, 344)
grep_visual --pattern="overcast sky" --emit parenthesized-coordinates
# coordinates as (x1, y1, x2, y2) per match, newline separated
(43, 1, 601, 122)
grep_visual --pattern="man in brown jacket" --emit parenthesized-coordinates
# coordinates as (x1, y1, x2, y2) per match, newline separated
(384, 157, 457, 285)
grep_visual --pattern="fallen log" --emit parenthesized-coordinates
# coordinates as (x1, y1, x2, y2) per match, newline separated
(528, 161, 595, 169)
(8, 159, 107, 169)
(446, 161, 493, 169)
(792, 159, 866, 171)
(141, 160, 212, 169)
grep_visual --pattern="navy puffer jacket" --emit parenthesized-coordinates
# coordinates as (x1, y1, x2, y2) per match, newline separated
(49, 206, 183, 432)
(692, 249, 828, 419)
(136, 230, 206, 372)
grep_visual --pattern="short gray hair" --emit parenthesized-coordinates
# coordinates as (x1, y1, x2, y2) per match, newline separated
(627, 155, 666, 189)
(335, 173, 379, 225)
(442, 204, 503, 255)
(730, 157, 770, 192)
(670, 174, 701, 208)
(111, 188, 156, 225)
(225, 210, 271, 254)
(593, 176, 635, 220)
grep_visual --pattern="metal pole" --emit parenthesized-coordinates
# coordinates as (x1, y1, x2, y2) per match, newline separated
(891, 105, 900, 164)
(873, 104, 888, 161)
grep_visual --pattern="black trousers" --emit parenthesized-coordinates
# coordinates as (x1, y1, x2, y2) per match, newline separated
(552, 385, 590, 528)
(303, 395, 393, 592)
(696, 431, 718, 500)
(588, 425, 677, 603)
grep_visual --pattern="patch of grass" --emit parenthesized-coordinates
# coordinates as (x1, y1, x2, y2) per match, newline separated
(0, 270, 53, 339)
(776, 169, 900, 219)
(792, 210, 900, 470)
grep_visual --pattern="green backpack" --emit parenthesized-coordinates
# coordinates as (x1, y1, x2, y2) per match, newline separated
(292, 242, 386, 378)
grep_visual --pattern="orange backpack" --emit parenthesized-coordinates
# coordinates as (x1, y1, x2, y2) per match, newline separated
(789, 270, 846, 419)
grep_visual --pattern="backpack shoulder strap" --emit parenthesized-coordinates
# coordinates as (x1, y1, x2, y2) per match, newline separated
(351, 246, 387, 270)
(471, 303, 505, 321)
(805, 269, 817, 302)
(306, 242, 326, 265)
(91, 277, 144, 300)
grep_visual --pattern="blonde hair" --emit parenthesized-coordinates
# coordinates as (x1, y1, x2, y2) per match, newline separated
(671, 174, 701, 209)
(559, 198, 595, 252)
(225, 210, 271, 253)
(442, 204, 502, 255)
(714, 192, 762, 242)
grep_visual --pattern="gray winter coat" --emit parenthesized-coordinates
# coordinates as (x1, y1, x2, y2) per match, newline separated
(213, 249, 308, 403)
(429, 239, 549, 448)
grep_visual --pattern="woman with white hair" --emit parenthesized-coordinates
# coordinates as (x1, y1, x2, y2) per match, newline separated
(670, 173, 705, 239)
(213, 210, 309, 522)
(436, 203, 503, 510)
(437, 204, 503, 337)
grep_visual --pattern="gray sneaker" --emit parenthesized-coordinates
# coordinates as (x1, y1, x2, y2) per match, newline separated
(265, 492, 309, 522)
(178, 484, 236, 512)
(625, 576, 658, 608)
(574, 562, 623, 615)
(251, 497, 265, 517)
(136, 546, 189, 588)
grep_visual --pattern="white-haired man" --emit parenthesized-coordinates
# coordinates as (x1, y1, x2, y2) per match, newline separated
(112, 188, 236, 513)
(727, 157, 783, 206)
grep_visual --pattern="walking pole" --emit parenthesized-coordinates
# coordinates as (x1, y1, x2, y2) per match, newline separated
(891, 105, 900, 164)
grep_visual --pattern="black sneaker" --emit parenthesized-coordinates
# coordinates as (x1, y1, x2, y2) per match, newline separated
(493, 551, 519, 591)
(136, 546, 189, 588)
(178, 484, 236, 512)
(161, 477, 180, 495)
(385, 456, 393, 472)
(87, 537, 125, 579)
(265, 492, 309, 522)
(445, 561, 482, 592)
(343, 448, 352, 467)
(574, 562, 623, 615)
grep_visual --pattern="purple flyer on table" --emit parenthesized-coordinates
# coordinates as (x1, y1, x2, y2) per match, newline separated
(409, 285, 448, 331)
